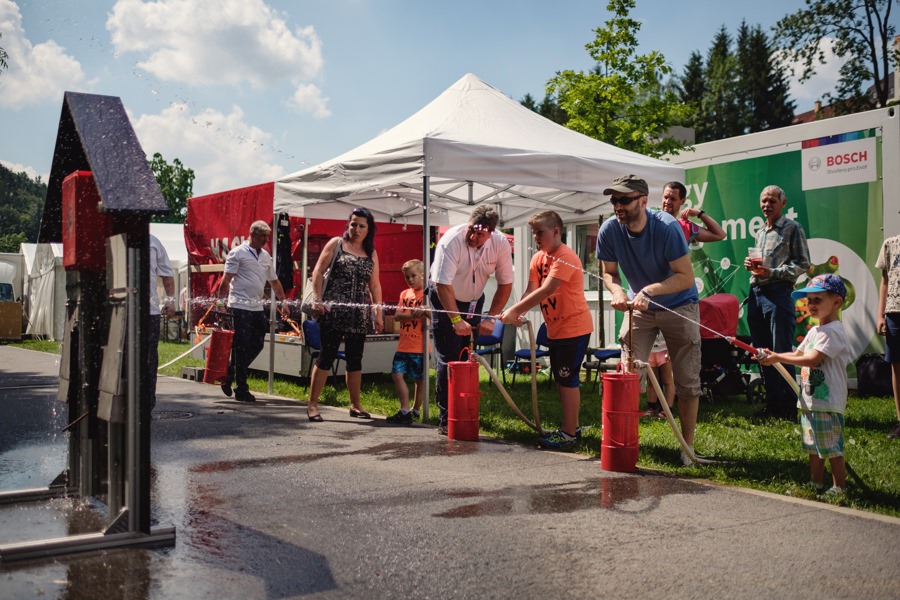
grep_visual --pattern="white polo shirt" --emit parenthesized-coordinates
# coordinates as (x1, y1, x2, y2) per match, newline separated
(149, 234, 174, 317)
(224, 241, 277, 312)
(430, 224, 514, 303)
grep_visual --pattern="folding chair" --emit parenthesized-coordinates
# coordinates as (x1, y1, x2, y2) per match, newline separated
(475, 319, 506, 383)
(585, 348, 622, 390)
(510, 322, 552, 386)
(302, 319, 344, 384)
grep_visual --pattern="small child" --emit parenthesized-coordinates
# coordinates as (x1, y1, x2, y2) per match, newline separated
(499, 211, 594, 450)
(644, 332, 675, 418)
(387, 260, 430, 425)
(758, 274, 851, 497)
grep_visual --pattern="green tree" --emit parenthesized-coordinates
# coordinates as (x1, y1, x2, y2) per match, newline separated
(676, 50, 705, 133)
(0, 32, 8, 74)
(700, 26, 743, 142)
(0, 163, 46, 253)
(520, 92, 569, 125)
(737, 22, 796, 133)
(774, 0, 897, 113)
(547, 0, 690, 158)
(148, 152, 195, 224)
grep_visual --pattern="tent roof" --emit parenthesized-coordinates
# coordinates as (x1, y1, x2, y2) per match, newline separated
(150, 223, 188, 267)
(274, 73, 683, 227)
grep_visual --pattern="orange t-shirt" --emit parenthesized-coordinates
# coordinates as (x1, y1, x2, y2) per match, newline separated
(529, 244, 593, 340)
(396, 287, 428, 353)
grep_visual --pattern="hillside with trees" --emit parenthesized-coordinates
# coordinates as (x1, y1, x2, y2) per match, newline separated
(0, 163, 46, 253)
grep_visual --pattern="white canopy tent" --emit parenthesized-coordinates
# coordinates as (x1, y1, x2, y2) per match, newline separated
(273, 73, 685, 417)
(274, 73, 683, 227)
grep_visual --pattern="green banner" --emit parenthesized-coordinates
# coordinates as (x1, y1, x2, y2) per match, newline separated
(681, 129, 883, 363)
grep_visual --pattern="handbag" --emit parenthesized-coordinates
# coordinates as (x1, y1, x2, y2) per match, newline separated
(301, 239, 341, 318)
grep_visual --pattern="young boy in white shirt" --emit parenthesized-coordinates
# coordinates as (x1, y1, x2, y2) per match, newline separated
(759, 274, 851, 497)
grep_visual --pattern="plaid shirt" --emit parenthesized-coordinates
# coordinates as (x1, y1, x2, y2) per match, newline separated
(751, 216, 810, 285)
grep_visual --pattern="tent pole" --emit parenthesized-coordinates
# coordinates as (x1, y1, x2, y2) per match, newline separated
(422, 176, 430, 422)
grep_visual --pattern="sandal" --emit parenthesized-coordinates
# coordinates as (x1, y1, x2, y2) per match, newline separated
(307, 409, 324, 422)
(349, 408, 371, 419)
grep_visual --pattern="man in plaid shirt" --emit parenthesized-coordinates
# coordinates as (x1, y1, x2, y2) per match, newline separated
(743, 185, 810, 420)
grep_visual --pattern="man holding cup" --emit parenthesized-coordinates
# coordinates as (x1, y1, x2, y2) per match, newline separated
(743, 185, 810, 419)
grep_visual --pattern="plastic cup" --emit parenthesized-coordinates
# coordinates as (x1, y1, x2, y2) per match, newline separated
(747, 247, 763, 272)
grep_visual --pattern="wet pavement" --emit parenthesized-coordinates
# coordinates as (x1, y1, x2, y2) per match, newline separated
(1, 344, 899, 599)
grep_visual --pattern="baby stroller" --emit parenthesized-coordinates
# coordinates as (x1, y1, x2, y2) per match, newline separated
(698, 294, 764, 404)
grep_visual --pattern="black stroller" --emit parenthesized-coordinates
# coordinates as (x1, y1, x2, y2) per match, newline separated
(698, 294, 765, 404)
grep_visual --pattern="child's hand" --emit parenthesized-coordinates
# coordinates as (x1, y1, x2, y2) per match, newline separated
(756, 349, 777, 366)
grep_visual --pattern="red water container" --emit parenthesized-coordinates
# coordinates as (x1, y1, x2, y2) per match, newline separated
(447, 360, 481, 441)
(203, 329, 234, 385)
(600, 369, 641, 472)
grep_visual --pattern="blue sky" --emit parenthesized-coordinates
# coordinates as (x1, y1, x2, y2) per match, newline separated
(0, 0, 885, 196)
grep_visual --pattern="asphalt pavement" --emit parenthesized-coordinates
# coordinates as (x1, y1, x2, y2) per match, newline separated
(0, 344, 898, 600)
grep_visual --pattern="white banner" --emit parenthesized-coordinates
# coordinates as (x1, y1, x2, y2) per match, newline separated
(801, 136, 877, 191)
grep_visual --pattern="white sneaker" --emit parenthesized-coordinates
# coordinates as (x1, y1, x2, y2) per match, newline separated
(680, 445, 695, 466)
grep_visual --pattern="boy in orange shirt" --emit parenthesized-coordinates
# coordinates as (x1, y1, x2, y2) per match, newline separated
(500, 211, 594, 450)
(387, 260, 430, 425)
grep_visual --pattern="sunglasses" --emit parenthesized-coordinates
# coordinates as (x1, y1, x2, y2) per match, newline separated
(609, 194, 644, 206)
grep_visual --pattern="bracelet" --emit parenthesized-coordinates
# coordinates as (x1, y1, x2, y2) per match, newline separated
(698, 210, 705, 217)
(640, 289, 653, 298)
(450, 315, 463, 324)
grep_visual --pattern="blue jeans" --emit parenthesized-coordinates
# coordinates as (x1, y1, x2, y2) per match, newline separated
(429, 286, 484, 426)
(747, 282, 797, 414)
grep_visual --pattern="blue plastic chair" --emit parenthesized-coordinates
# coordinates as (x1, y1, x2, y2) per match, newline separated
(475, 319, 506, 383)
(588, 348, 622, 390)
(302, 319, 345, 383)
(510, 323, 552, 385)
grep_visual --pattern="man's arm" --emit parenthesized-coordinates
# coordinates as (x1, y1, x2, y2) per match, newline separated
(217, 273, 235, 301)
(161, 275, 176, 317)
(681, 208, 726, 242)
(601, 260, 631, 312)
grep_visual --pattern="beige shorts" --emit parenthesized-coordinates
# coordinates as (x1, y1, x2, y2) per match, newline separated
(619, 303, 701, 398)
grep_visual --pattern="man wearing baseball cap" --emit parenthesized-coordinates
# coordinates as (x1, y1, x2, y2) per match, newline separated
(596, 174, 703, 465)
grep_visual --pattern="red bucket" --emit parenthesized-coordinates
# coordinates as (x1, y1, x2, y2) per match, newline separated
(448, 360, 481, 441)
(600, 370, 641, 472)
(203, 329, 234, 385)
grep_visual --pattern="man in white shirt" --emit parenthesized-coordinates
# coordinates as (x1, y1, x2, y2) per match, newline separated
(430, 206, 513, 433)
(216, 221, 287, 402)
(149, 234, 175, 410)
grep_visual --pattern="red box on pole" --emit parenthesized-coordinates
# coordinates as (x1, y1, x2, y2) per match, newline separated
(62, 171, 110, 271)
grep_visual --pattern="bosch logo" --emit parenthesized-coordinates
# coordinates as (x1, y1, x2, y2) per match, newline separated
(808, 156, 821, 171)
(826, 151, 867, 166)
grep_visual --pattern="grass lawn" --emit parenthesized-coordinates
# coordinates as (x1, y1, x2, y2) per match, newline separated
(9, 338, 900, 518)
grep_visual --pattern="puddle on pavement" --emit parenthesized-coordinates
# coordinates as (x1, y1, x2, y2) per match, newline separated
(436, 477, 706, 518)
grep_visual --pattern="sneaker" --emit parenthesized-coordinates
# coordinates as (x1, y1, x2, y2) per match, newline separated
(234, 391, 256, 403)
(386, 410, 413, 425)
(888, 422, 900, 440)
(643, 404, 660, 418)
(680, 445, 695, 466)
(411, 409, 421, 420)
(537, 429, 577, 451)
(785, 481, 823, 497)
(821, 485, 845, 499)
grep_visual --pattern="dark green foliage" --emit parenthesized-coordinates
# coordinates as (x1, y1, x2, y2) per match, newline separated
(0, 162, 46, 252)
(148, 152, 195, 224)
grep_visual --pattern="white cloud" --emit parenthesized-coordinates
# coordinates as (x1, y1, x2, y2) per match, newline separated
(0, 0, 85, 109)
(0, 159, 44, 182)
(106, 0, 324, 89)
(287, 83, 331, 118)
(131, 102, 287, 196)
(777, 37, 844, 107)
